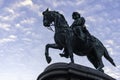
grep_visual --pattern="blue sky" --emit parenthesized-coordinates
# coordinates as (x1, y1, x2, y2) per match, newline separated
(0, 0, 120, 80)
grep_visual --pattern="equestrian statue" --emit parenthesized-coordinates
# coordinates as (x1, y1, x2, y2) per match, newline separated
(42, 8, 116, 72)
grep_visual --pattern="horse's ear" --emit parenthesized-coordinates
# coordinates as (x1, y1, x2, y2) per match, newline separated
(42, 12, 45, 15)
(42, 8, 49, 15)
(46, 8, 49, 12)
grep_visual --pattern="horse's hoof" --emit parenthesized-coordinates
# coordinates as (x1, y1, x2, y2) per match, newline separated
(59, 53, 64, 57)
(97, 68, 104, 72)
(46, 56, 52, 63)
(99, 69, 104, 72)
(70, 60, 74, 64)
(59, 53, 69, 58)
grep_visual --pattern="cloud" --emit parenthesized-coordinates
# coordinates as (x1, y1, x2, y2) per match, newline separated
(22, 38, 31, 42)
(0, 8, 20, 21)
(13, 0, 33, 8)
(76, 10, 86, 15)
(0, 22, 11, 31)
(86, 4, 104, 13)
(0, 35, 17, 43)
(109, 18, 120, 24)
(5, 8, 14, 14)
(20, 0, 33, 6)
(26, 2, 45, 17)
(76, 0, 85, 5)
(15, 23, 22, 28)
(44, 0, 85, 8)
(105, 40, 114, 45)
(104, 40, 115, 54)
(104, 67, 120, 79)
(44, 0, 67, 8)
(11, 0, 43, 17)
(20, 18, 36, 24)
(86, 16, 96, 22)
(0, 0, 36, 22)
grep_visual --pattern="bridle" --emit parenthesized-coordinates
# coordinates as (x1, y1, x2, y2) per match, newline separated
(47, 23, 54, 32)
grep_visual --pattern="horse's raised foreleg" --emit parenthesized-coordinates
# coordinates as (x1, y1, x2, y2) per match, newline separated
(45, 43, 62, 63)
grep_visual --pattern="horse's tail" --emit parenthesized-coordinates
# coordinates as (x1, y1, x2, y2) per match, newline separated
(104, 48, 116, 67)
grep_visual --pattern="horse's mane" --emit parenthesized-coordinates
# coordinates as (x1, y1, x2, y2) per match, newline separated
(52, 11, 65, 20)
(53, 11, 68, 26)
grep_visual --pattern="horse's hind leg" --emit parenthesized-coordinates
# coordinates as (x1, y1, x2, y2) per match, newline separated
(97, 57, 104, 72)
(45, 43, 62, 63)
(94, 48, 104, 72)
(87, 55, 98, 69)
(87, 53, 104, 72)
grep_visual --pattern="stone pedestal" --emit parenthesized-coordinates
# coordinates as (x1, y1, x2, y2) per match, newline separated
(37, 63, 116, 80)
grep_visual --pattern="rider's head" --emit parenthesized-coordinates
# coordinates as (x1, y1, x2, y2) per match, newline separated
(72, 12, 81, 20)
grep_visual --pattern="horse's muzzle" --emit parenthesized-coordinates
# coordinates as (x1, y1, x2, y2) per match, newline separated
(43, 21, 50, 27)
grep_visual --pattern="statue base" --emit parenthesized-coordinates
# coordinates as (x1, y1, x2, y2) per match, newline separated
(37, 63, 116, 80)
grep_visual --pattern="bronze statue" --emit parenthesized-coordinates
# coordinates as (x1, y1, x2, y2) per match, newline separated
(42, 8, 116, 72)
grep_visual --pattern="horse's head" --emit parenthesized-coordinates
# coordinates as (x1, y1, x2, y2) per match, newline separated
(42, 8, 55, 27)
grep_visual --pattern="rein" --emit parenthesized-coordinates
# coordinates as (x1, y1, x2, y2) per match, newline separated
(47, 24, 54, 32)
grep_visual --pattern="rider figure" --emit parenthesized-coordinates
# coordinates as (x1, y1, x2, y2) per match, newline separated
(60, 12, 92, 58)
(70, 12, 91, 41)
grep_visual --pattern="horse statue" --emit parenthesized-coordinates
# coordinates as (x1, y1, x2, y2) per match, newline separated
(42, 8, 116, 72)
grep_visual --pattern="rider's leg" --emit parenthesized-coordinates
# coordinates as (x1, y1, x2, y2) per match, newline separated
(66, 33, 74, 63)
(59, 48, 69, 58)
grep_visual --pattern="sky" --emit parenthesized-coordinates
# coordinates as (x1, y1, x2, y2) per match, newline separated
(0, 0, 120, 80)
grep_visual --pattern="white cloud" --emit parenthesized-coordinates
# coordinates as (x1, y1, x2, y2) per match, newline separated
(44, 0, 84, 7)
(105, 40, 114, 45)
(104, 67, 120, 79)
(15, 23, 22, 28)
(0, 11, 20, 21)
(15, 23, 32, 34)
(0, 0, 35, 22)
(0, 35, 17, 43)
(107, 47, 114, 55)
(22, 38, 31, 42)
(5, 8, 14, 14)
(45, 0, 67, 7)
(104, 40, 115, 55)
(79, 4, 105, 17)
(76, 0, 85, 5)
(10, 0, 43, 17)
(20, 0, 33, 6)
(86, 16, 96, 22)
(0, 23, 11, 31)
(87, 4, 104, 12)
(13, 0, 33, 8)
(110, 18, 120, 24)
(20, 18, 36, 24)
(9, 35, 17, 39)
(30, 4, 43, 17)
(77, 10, 86, 15)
